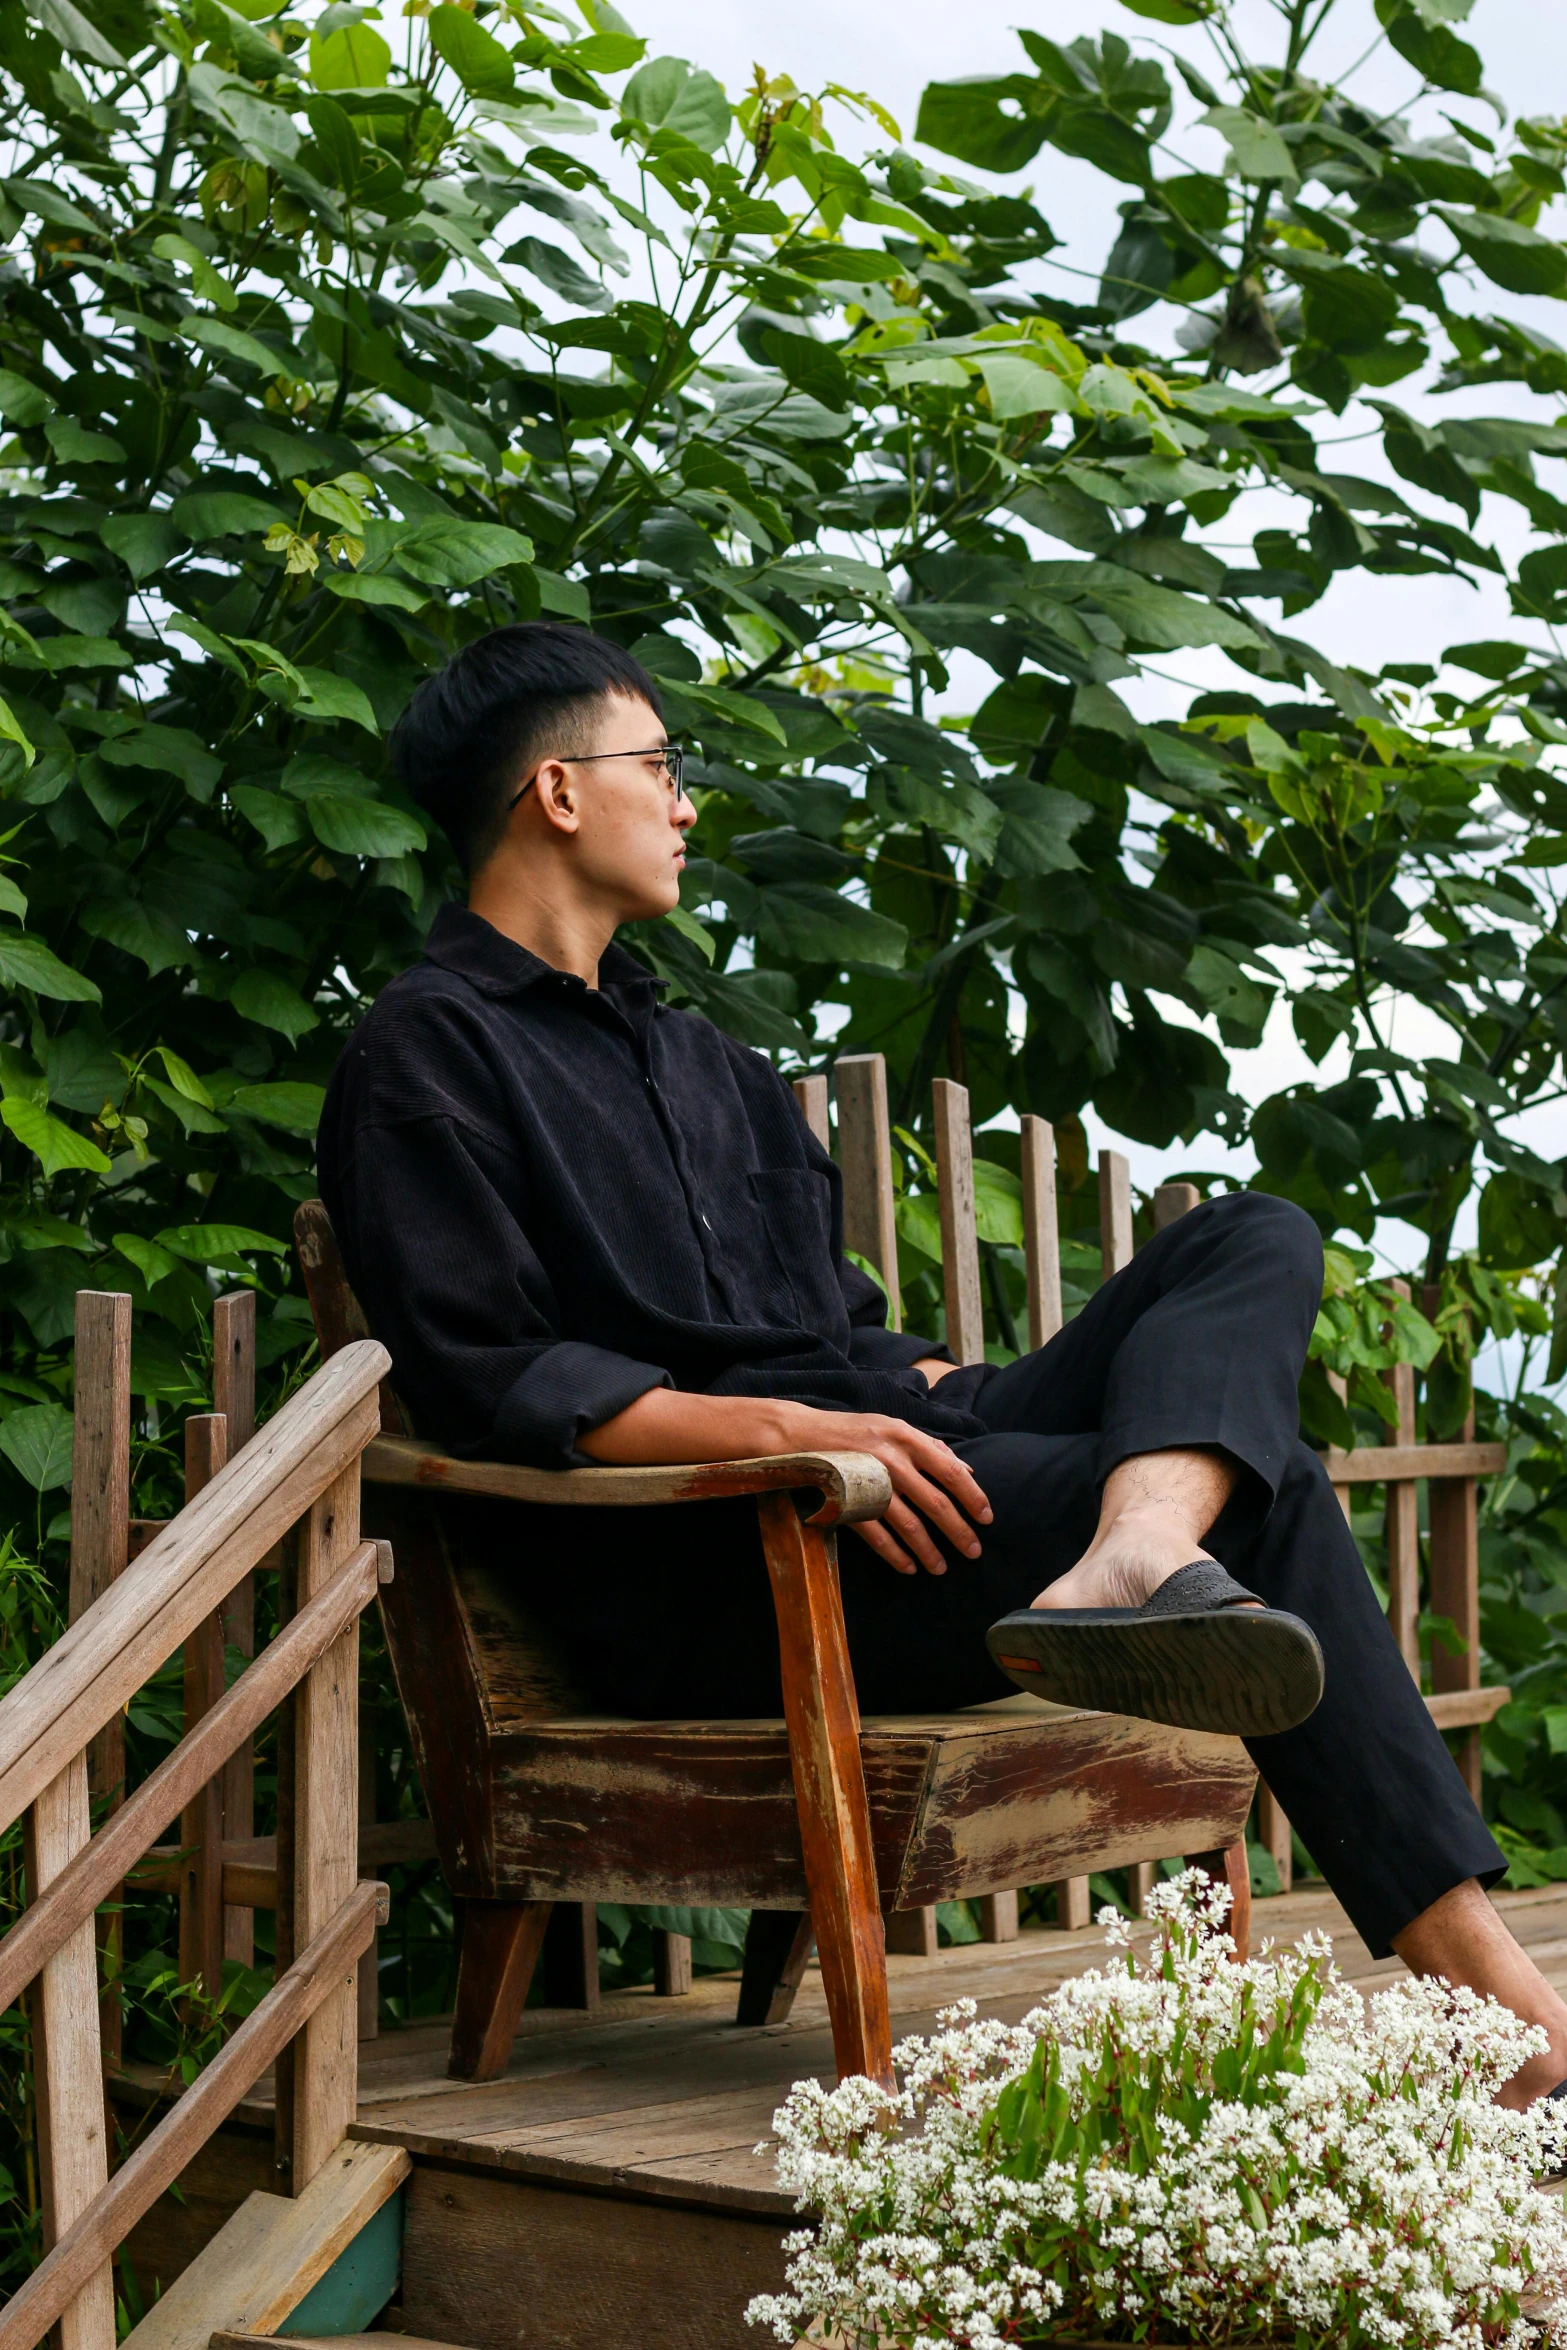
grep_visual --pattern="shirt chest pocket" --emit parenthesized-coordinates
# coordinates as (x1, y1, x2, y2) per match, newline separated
(743, 1168, 845, 1337)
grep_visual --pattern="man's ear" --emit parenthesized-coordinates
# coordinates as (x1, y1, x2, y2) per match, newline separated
(531, 757, 580, 834)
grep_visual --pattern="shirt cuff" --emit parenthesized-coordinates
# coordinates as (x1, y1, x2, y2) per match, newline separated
(848, 1326, 954, 1374)
(491, 1342, 673, 1469)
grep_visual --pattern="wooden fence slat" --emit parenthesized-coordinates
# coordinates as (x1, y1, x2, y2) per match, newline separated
(1098, 1149, 1133, 1275)
(932, 1078, 985, 1366)
(1384, 1280, 1421, 1679)
(214, 1292, 258, 1969)
(1257, 1785, 1293, 1894)
(791, 1073, 830, 1150)
(69, 1290, 132, 2068)
(0, 1344, 385, 1838)
(1020, 1116, 1062, 1348)
(180, 1416, 228, 2007)
(291, 1466, 363, 2190)
(834, 1054, 901, 1331)
(1153, 1181, 1200, 1229)
(25, 1753, 114, 2350)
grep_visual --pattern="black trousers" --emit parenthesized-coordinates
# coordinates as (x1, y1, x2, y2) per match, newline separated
(554, 1191, 1504, 1958)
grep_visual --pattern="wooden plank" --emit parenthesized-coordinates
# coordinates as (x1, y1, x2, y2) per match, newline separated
(0, 1547, 380, 2024)
(70, 1289, 132, 2067)
(0, 1342, 387, 1838)
(182, 1415, 229, 2008)
(214, 1292, 258, 1972)
(362, 1434, 891, 1527)
(1318, 1440, 1506, 1482)
(292, 1465, 363, 2191)
(1098, 1148, 1133, 1275)
(272, 1529, 298, 2197)
(977, 1889, 1018, 1943)
(1153, 1181, 1200, 1228)
(932, 1077, 985, 1365)
(1383, 1282, 1421, 1680)
(26, 1753, 114, 2350)
(1424, 1685, 1511, 1730)
(653, 1929, 692, 1997)
(0, 1883, 386, 2350)
(1051, 1876, 1091, 1931)
(120, 2140, 409, 2350)
(884, 1906, 938, 1957)
(1257, 1783, 1293, 1895)
(1429, 1383, 1484, 1804)
(757, 1494, 892, 2088)
(357, 1709, 378, 2042)
(1130, 1859, 1158, 1916)
(213, 2335, 462, 2350)
(790, 1073, 830, 1150)
(833, 1052, 901, 1331)
(1019, 1115, 1062, 1348)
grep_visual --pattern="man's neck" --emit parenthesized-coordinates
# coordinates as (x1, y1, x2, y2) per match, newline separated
(466, 858, 615, 987)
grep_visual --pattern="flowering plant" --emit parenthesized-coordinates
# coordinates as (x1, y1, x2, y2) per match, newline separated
(749, 1875, 1567, 2348)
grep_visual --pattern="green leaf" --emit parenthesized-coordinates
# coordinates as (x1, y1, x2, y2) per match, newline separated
(0, 368, 55, 428)
(1438, 207, 1567, 298)
(309, 18, 390, 89)
(0, 1401, 74, 1492)
(1199, 104, 1296, 183)
(755, 883, 907, 969)
(505, 234, 612, 311)
(101, 726, 224, 802)
(1376, 0, 1482, 92)
(622, 57, 731, 151)
(662, 904, 716, 962)
(322, 571, 430, 612)
(978, 353, 1075, 419)
(113, 1233, 180, 1289)
(391, 519, 536, 589)
(227, 1081, 327, 1137)
(79, 900, 194, 976)
(45, 417, 126, 465)
(306, 796, 426, 857)
(228, 784, 305, 850)
(0, 934, 101, 1003)
(0, 696, 36, 769)
(292, 670, 380, 733)
(428, 4, 514, 99)
(1, 1096, 111, 1175)
(915, 74, 1048, 175)
(171, 491, 288, 541)
(24, 0, 125, 67)
(152, 1047, 215, 1111)
(156, 1222, 289, 1264)
(99, 511, 185, 581)
(230, 968, 320, 1039)
(30, 636, 132, 673)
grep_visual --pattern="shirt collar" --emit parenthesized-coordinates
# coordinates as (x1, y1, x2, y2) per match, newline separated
(422, 901, 666, 1008)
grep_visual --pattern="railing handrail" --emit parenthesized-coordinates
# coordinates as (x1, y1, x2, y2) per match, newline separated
(0, 1338, 388, 1836)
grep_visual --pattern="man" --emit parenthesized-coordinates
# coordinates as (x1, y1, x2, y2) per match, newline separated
(319, 621, 1567, 2107)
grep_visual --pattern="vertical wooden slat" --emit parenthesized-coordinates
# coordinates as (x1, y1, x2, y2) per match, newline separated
(834, 1053, 901, 1331)
(1257, 1785, 1293, 1894)
(179, 1414, 227, 2008)
(884, 1906, 938, 1957)
(1131, 1859, 1158, 1916)
(214, 1292, 257, 1970)
(357, 1708, 378, 2040)
(542, 1902, 601, 2010)
(1053, 1876, 1091, 1931)
(653, 1929, 692, 1997)
(1426, 1286, 1481, 1801)
(977, 1890, 1018, 1943)
(932, 1078, 985, 1366)
(1153, 1181, 1200, 1228)
(792, 1073, 830, 1150)
(291, 1463, 362, 2190)
(272, 1526, 297, 2193)
(1384, 1279, 1421, 1680)
(1020, 1116, 1062, 1348)
(69, 1290, 132, 2069)
(758, 1494, 893, 2089)
(26, 1753, 115, 2350)
(1098, 1148, 1133, 1275)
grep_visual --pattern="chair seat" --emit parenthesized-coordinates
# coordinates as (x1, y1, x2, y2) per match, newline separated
(471, 1694, 1256, 1910)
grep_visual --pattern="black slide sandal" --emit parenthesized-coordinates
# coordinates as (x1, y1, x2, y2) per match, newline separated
(986, 1560, 1324, 1739)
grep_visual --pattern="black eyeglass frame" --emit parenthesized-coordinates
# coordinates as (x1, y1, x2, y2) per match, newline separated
(507, 744, 685, 815)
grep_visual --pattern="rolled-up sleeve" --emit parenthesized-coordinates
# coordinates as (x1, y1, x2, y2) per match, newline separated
(339, 1107, 670, 1468)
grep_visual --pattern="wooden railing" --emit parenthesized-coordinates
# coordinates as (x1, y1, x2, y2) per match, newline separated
(0, 1320, 391, 2350)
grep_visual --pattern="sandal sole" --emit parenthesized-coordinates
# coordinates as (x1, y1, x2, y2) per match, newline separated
(987, 1605, 1324, 1739)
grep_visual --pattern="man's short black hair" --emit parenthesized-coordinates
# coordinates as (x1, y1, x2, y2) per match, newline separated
(390, 622, 663, 874)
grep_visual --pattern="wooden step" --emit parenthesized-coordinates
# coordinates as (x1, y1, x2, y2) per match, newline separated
(214, 2336, 471, 2350)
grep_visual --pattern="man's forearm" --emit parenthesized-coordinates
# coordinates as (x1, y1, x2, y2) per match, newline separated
(577, 1385, 807, 1464)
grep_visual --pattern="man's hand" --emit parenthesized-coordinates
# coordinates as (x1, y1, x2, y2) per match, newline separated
(579, 1387, 991, 1577)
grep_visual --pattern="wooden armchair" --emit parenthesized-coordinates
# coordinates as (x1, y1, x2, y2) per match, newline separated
(294, 1059, 1257, 2090)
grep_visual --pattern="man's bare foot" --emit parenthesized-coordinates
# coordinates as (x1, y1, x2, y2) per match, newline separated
(1032, 1447, 1243, 1612)
(1394, 1877, 1567, 2109)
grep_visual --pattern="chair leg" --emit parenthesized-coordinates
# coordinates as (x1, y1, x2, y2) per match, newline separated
(542, 1900, 601, 2010)
(448, 1898, 552, 2081)
(758, 1492, 894, 2089)
(736, 1909, 814, 2026)
(1185, 1840, 1251, 1961)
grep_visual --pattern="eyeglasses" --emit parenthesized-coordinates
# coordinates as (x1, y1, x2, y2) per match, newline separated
(508, 744, 686, 814)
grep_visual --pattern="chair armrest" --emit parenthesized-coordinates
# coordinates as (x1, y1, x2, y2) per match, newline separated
(363, 1434, 893, 1527)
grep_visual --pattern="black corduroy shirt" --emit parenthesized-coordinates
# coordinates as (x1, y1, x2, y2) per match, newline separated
(317, 903, 980, 1467)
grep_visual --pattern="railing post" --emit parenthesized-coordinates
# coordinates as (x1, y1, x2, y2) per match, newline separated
(25, 1752, 115, 2350)
(290, 1462, 363, 2190)
(1384, 1278, 1422, 1679)
(214, 1291, 257, 1969)
(1020, 1116, 1062, 1349)
(932, 1078, 985, 1367)
(834, 1053, 902, 1331)
(69, 1291, 132, 2068)
(179, 1416, 228, 2008)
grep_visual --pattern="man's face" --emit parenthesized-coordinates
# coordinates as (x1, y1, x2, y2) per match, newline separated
(544, 690, 694, 922)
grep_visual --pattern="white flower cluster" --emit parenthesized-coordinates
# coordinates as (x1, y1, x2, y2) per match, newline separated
(747, 1873, 1567, 2348)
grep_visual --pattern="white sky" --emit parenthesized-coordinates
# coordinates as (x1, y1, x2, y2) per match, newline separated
(622, 0, 1567, 1309)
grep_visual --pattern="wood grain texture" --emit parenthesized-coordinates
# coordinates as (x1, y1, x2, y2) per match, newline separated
(293, 1204, 410, 1439)
(1019, 1116, 1062, 1349)
(1383, 1290, 1421, 1679)
(735, 1909, 813, 2028)
(399, 2161, 789, 2350)
(653, 1929, 692, 1997)
(977, 1889, 1018, 1943)
(932, 1078, 984, 1366)
(180, 1415, 228, 2006)
(70, 1289, 132, 2068)
(1051, 1876, 1091, 1931)
(790, 1073, 830, 1150)
(0, 1882, 384, 2350)
(214, 1292, 258, 1970)
(120, 2140, 408, 2350)
(292, 1465, 363, 2189)
(884, 1906, 937, 1957)
(1428, 1391, 1485, 1801)
(0, 1546, 379, 2019)
(0, 1342, 386, 1838)
(758, 1494, 892, 2088)
(1257, 1783, 1293, 1894)
(1318, 1440, 1506, 1482)
(362, 1435, 891, 1528)
(833, 1052, 901, 1331)
(1424, 1686, 1511, 1729)
(26, 1753, 115, 2350)
(1098, 1149, 1133, 1275)
(1153, 1182, 1200, 1228)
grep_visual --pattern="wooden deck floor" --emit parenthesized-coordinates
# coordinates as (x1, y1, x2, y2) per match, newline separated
(120, 1883, 1567, 2350)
